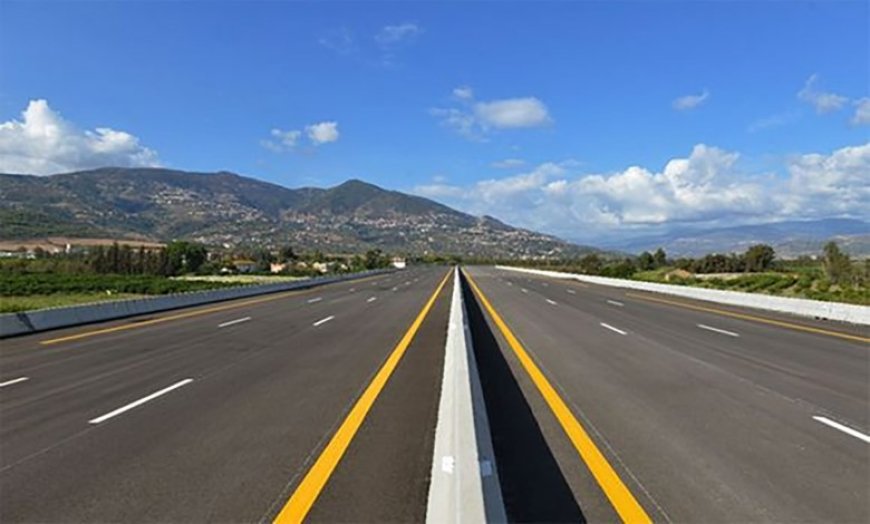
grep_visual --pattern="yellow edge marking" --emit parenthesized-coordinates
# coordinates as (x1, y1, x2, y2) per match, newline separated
(464, 269, 652, 524)
(40, 274, 384, 346)
(624, 292, 870, 344)
(273, 269, 452, 523)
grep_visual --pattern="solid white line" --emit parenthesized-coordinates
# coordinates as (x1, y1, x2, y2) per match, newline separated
(0, 377, 29, 388)
(606, 300, 624, 307)
(813, 416, 870, 444)
(697, 324, 740, 337)
(218, 317, 252, 328)
(566, 288, 576, 294)
(367, 296, 377, 303)
(546, 299, 558, 305)
(88, 379, 193, 424)
(313, 315, 335, 327)
(307, 297, 323, 304)
(600, 323, 627, 335)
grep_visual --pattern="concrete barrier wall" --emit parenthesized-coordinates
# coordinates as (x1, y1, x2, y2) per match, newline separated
(0, 269, 393, 338)
(496, 266, 870, 326)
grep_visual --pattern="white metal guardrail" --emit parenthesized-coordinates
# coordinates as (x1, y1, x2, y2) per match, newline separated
(0, 269, 394, 338)
(426, 267, 506, 523)
(496, 266, 870, 326)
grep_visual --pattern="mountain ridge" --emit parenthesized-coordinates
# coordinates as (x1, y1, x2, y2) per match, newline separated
(0, 167, 594, 258)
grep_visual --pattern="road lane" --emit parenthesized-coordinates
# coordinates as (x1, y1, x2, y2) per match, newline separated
(0, 267, 449, 522)
(465, 266, 869, 523)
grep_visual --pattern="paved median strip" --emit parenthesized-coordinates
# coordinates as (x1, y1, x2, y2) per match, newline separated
(218, 317, 252, 328)
(0, 377, 30, 388)
(813, 416, 870, 444)
(312, 316, 335, 327)
(464, 270, 652, 523)
(697, 324, 739, 337)
(88, 379, 193, 424)
(273, 268, 452, 523)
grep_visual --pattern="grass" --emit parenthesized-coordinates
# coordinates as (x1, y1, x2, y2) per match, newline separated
(0, 292, 147, 313)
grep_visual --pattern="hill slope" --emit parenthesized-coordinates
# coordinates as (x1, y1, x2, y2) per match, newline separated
(0, 167, 593, 258)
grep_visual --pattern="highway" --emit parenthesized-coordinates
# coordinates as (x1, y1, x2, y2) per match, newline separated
(0, 264, 867, 522)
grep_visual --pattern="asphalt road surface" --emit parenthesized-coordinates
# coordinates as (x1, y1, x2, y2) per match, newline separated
(1, 264, 867, 523)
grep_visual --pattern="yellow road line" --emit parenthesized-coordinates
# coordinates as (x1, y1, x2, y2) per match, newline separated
(40, 275, 383, 346)
(624, 292, 870, 344)
(273, 268, 452, 523)
(464, 269, 652, 524)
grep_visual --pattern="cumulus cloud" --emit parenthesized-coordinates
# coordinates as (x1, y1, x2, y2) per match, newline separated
(0, 99, 160, 176)
(672, 90, 710, 111)
(262, 121, 339, 151)
(852, 98, 870, 126)
(306, 121, 340, 145)
(491, 158, 526, 169)
(432, 87, 553, 140)
(375, 23, 422, 45)
(414, 143, 869, 241)
(798, 74, 848, 114)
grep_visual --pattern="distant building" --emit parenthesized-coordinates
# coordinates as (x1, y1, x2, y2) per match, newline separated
(391, 257, 407, 269)
(270, 262, 287, 274)
(232, 259, 257, 273)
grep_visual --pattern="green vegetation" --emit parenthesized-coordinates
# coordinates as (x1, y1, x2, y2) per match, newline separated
(0, 240, 393, 313)
(521, 243, 868, 306)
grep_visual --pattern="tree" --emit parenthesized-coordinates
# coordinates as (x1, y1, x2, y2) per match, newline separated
(743, 244, 775, 273)
(579, 254, 602, 275)
(165, 241, 207, 275)
(823, 241, 852, 285)
(279, 245, 297, 262)
(637, 251, 655, 271)
(653, 248, 667, 268)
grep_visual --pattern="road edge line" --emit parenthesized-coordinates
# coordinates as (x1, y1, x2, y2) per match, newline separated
(463, 269, 652, 524)
(273, 268, 452, 523)
(426, 267, 506, 523)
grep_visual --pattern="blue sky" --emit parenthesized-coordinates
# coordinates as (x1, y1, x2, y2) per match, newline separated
(1, 1, 867, 243)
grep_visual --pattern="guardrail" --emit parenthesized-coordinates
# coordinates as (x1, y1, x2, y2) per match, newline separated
(426, 267, 506, 523)
(0, 269, 394, 339)
(496, 266, 870, 326)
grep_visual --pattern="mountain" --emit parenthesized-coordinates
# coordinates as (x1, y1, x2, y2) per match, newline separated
(0, 167, 595, 258)
(594, 219, 870, 258)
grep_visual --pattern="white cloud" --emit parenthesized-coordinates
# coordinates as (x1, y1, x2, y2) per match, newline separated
(305, 121, 340, 145)
(798, 74, 848, 114)
(432, 87, 552, 139)
(413, 143, 870, 241)
(851, 98, 870, 126)
(261, 128, 302, 152)
(474, 98, 552, 129)
(375, 23, 422, 45)
(0, 99, 160, 176)
(672, 90, 710, 111)
(453, 86, 474, 100)
(491, 158, 526, 169)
